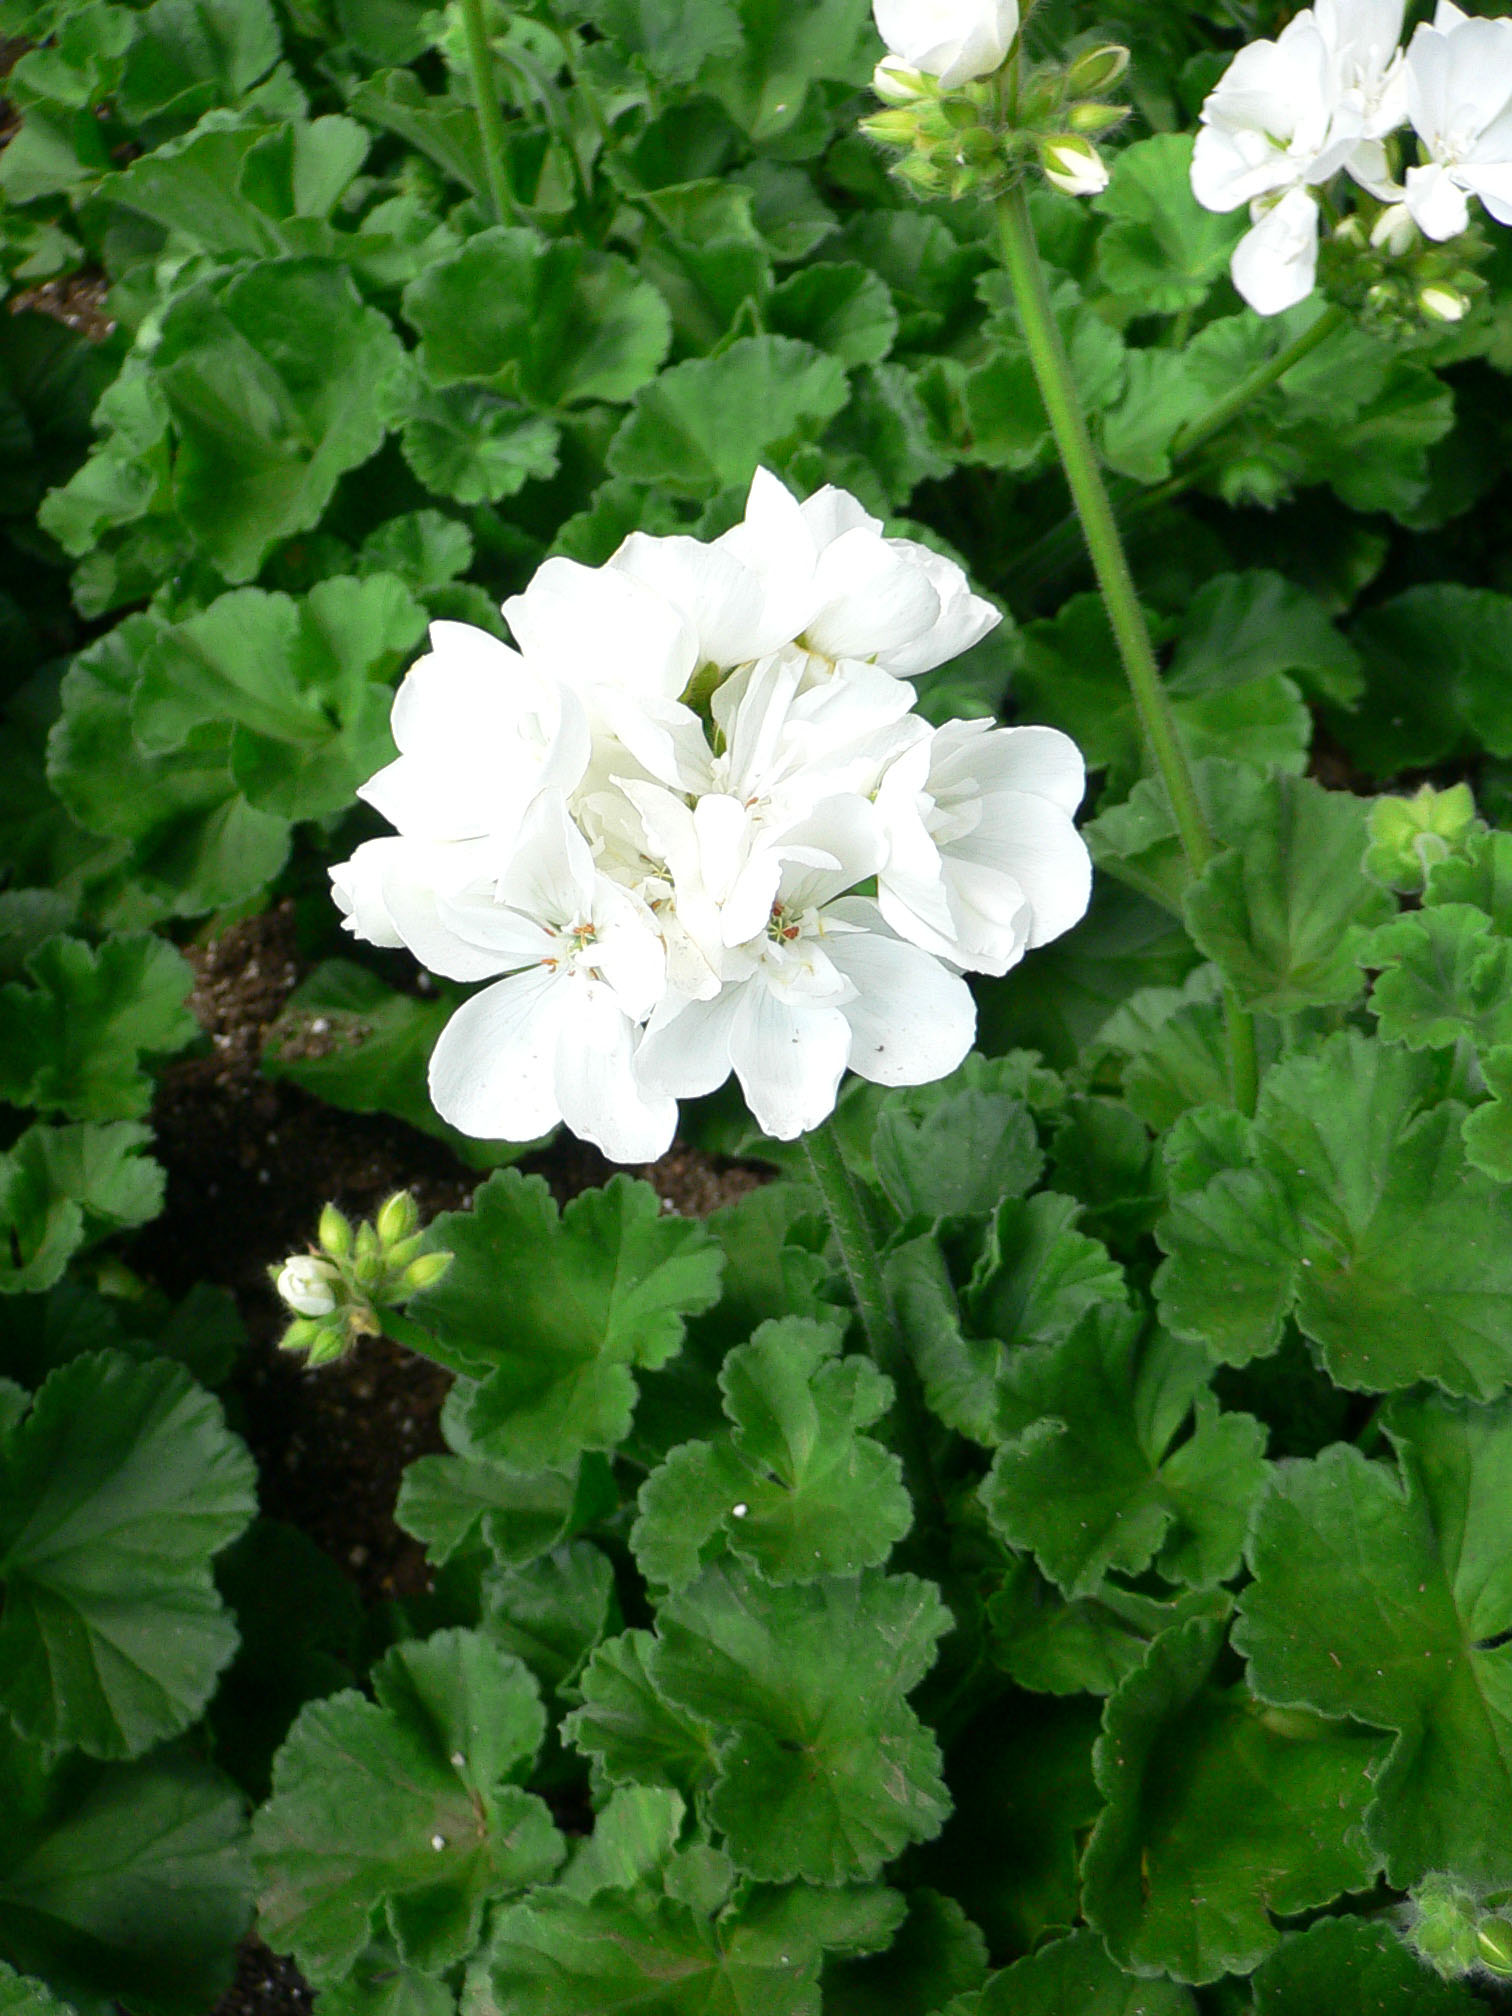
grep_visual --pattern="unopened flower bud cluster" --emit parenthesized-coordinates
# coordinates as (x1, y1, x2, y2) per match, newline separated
(863, 0, 1129, 200)
(1192, 0, 1512, 317)
(328, 470, 1092, 1163)
(271, 1192, 452, 1365)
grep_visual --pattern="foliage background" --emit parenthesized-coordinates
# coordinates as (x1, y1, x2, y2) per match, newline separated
(5, 0, 1512, 2009)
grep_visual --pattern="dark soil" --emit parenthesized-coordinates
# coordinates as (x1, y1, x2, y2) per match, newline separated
(131, 905, 767, 2014)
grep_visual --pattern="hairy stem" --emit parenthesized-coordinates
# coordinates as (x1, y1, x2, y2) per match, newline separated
(804, 1119, 941, 1514)
(995, 185, 1259, 1113)
(458, 0, 519, 226)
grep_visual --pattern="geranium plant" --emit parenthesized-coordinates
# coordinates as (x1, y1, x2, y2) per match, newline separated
(7, 0, 1512, 2011)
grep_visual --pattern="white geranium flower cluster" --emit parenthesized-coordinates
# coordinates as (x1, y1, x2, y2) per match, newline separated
(1192, 0, 1512, 315)
(330, 473, 1091, 1163)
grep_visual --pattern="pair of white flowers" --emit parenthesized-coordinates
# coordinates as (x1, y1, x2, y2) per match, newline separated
(1193, 0, 1512, 315)
(330, 473, 1091, 1163)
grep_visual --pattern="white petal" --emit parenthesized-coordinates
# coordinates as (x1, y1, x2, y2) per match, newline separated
(823, 900, 977, 1087)
(1404, 160, 1472, 238)
(553, 982, 677, 1163)
(637, 988, 743, 1098)
(329, 837, 407, 948)
(804, 527, 941, 662)
(875, 543, 1001, 677)
(504, 556, 699, 703)
(428, 967, 564, 1141)
(959, 791, 1093, 948)
(611, 531, 799, 665)
(935, 721, 1087, 818)
(1231, 189, 1321, 315)
(729, 984, 852, 1139)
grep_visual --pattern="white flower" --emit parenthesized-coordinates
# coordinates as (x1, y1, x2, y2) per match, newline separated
(277, 1255, 340, 1318)
(636, 801, 976, 1140)
(1403, 2, 1512, 240)
(1191, 1, 1409, 313)
(875, 721, 1091, 974)
(357, 620, 589, 846)
(717, 470, 1000, 678)
(1040, 135, 1111, 198)
(396, 794, 677, 1162)
(872, 0, 1018, 91)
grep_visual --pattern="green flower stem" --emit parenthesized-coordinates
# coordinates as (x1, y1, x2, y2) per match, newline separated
(1168, 300, 1349, 463)
(995, 185, 1259, 1115)
(803, 1118, 941, 1515)
(458, 0, 519, 227)
(377, 1304, 442, 1359)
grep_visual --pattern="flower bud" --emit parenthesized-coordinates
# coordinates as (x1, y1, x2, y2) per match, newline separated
(1370, 202, 1417, 257)
(1039, 134, 1109, 197)
(1478, 1919, 1512, 1976)
(304, 1324, 353, 1369)
(275, 1254, 341, 1318)
(1420, 283, 1469, 323)
(1365, 782, 1479, 892)
(1068, 100, 1129, 135)
(401, 1250, 455, 1295)
(318, 1203, 352, 1260)
(376, 1189, 420, 1247)
(859, 106, 922, 146)
(1064, 42, 1129, 96)
(1408, 1876, 1482, 1978)
(871, 58, 928, 105)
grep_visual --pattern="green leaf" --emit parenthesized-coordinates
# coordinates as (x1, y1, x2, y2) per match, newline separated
(823, 1888, 988, 2016)
(888, 1234, 1004, 1447)
(1167, 570, 1361, 710)
(0, 933, 195, 1121)
(1366, 904, 1512, 1051)
(1184, 773, 1391, 1011)
(416, 1171, 723, 1468)
(151, 258, 407, 581)
(0, 1736, 250, 2016)
(767, 262, 898, 366)
(631, 1316, 911, 1589)
(116, 0, 281, 128)
(987, 1562, 1231, 1698)
(261, 960, 529, 1170)
(0, 1963, 74, 2016)
(649, 1564, 951, 1884)
(1343, 585, 1512, 777)
(1235, 1389, 1512, 1887)
(402, 227, 671, 409)
(607, 335, 848, 497)
(253, 1628, 564, 1983)
(0, 1122, 166, 1295)
(873, 1080, 1043, 1222)
(963, 1191, 1127, 1348)
(1093, 133, 1243, 313)
(1463, 1043, 1512, 1182)
(480, 1540, 615, 1696)
(1082, 1617, 1385, 1983)
(559, 1785, 685, 1900)
(951, 1929, 1196, 2014)
(393, 382, 561, 505)
(470, 1868, 901, 2016)
(697, 0, 871, 140)
(0, 1349, 256, 1758)
(1157, 1032, 1512, 1396)
(983, 1309, 1268, 1598)
(396, 1454, 580, 1569)
(1250, 1918, 1483, 2015)
(316, 1949, 456, 2016)
(562, 1629, 718, 1802)
(133, 576, 426, 821)
(47, 620, 292, 918)
(573, 0, 741, 83)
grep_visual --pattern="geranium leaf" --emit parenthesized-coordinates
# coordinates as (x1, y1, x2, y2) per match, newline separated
(648, 1563, 951, 1885)
(1082, 1617, 1385, 1982)
(0, 1964, 74, 2016)
(396, 1454, 580, 1569)
(1093, 133, 1241, 315)
(1235, 1390, 1512, 1888)
(949, 1928, 1196, 2013)
(873, 1084, 1043, 1223)
(561, 1629, 718, 1802)
(0, 932, 195, 1121)
(314, 1948, 456, 2016)
(987, 1561, 1231, 1698)
(631, 1316, 912, 1588)
(1184, 772, 1391, 1011)
(402, 227, 671, 408)
(823, 1889, 988, 2016)
(134, 576, 426, 822)
(253, 1628, 563, 1984)
(1157, 1033, 1512, 1396)
(606, 334, 848, 497)
(0, 1349, 256, 1758)
(416, 1171, 723, 1468)
(0, 1733, 250, 2016)
(962, 1191, 1127, 1347)
(393, 382, 561, 504)
(480, 1541, 615, 1697)
(1250, 1918, 1483, 2014)
(984, 1309, 1268, 1598)
(0, 1122, 166, 1295)
(1344, 585, 1512, 777)
(151, 258, 406, 581)
(767, 262, 898, 366)
(1366, 904, 1512, 1050)
(470, 1870, 902, 2016)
